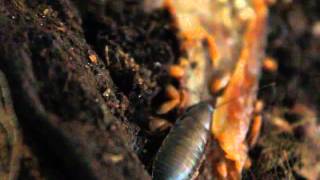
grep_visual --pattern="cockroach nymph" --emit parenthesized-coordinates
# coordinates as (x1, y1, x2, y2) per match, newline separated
(152, 102, 214, 180)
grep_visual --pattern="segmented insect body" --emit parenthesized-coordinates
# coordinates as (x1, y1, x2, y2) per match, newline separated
(152, 102, 214, 180)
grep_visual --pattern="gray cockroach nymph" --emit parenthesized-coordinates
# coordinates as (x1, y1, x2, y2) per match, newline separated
(152, 102, 214, 180)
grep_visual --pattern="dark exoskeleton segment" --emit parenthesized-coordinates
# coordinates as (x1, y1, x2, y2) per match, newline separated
(152, 102, 214, 180)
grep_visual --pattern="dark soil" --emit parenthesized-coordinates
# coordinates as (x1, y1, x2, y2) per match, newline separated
(247, 1, 320, 179)
(0, 0, 319, 179)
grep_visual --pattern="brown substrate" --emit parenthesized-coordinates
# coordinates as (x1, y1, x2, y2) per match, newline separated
(245, 1, 320, 179)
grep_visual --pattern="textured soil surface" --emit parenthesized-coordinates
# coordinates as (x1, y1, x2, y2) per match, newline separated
(0, 0, 319, 179)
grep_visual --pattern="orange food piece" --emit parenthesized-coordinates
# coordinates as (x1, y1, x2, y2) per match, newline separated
(168, 65, 185, 79)
(165, 85, 179, 99)
(244, 158, 252, 169)
(217, 160, 228, 179)
(263, 57, 278, 72)
(254, 100, 264, 113)
(212, 0, 268, 176)
(89, 54, 98, 64)
(157, 85, 180, 114)
(157, 99, 180, 115)
(248, 115, 263, 147)
(272, 117, 293, 133)
(211, 73, 231, 94)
